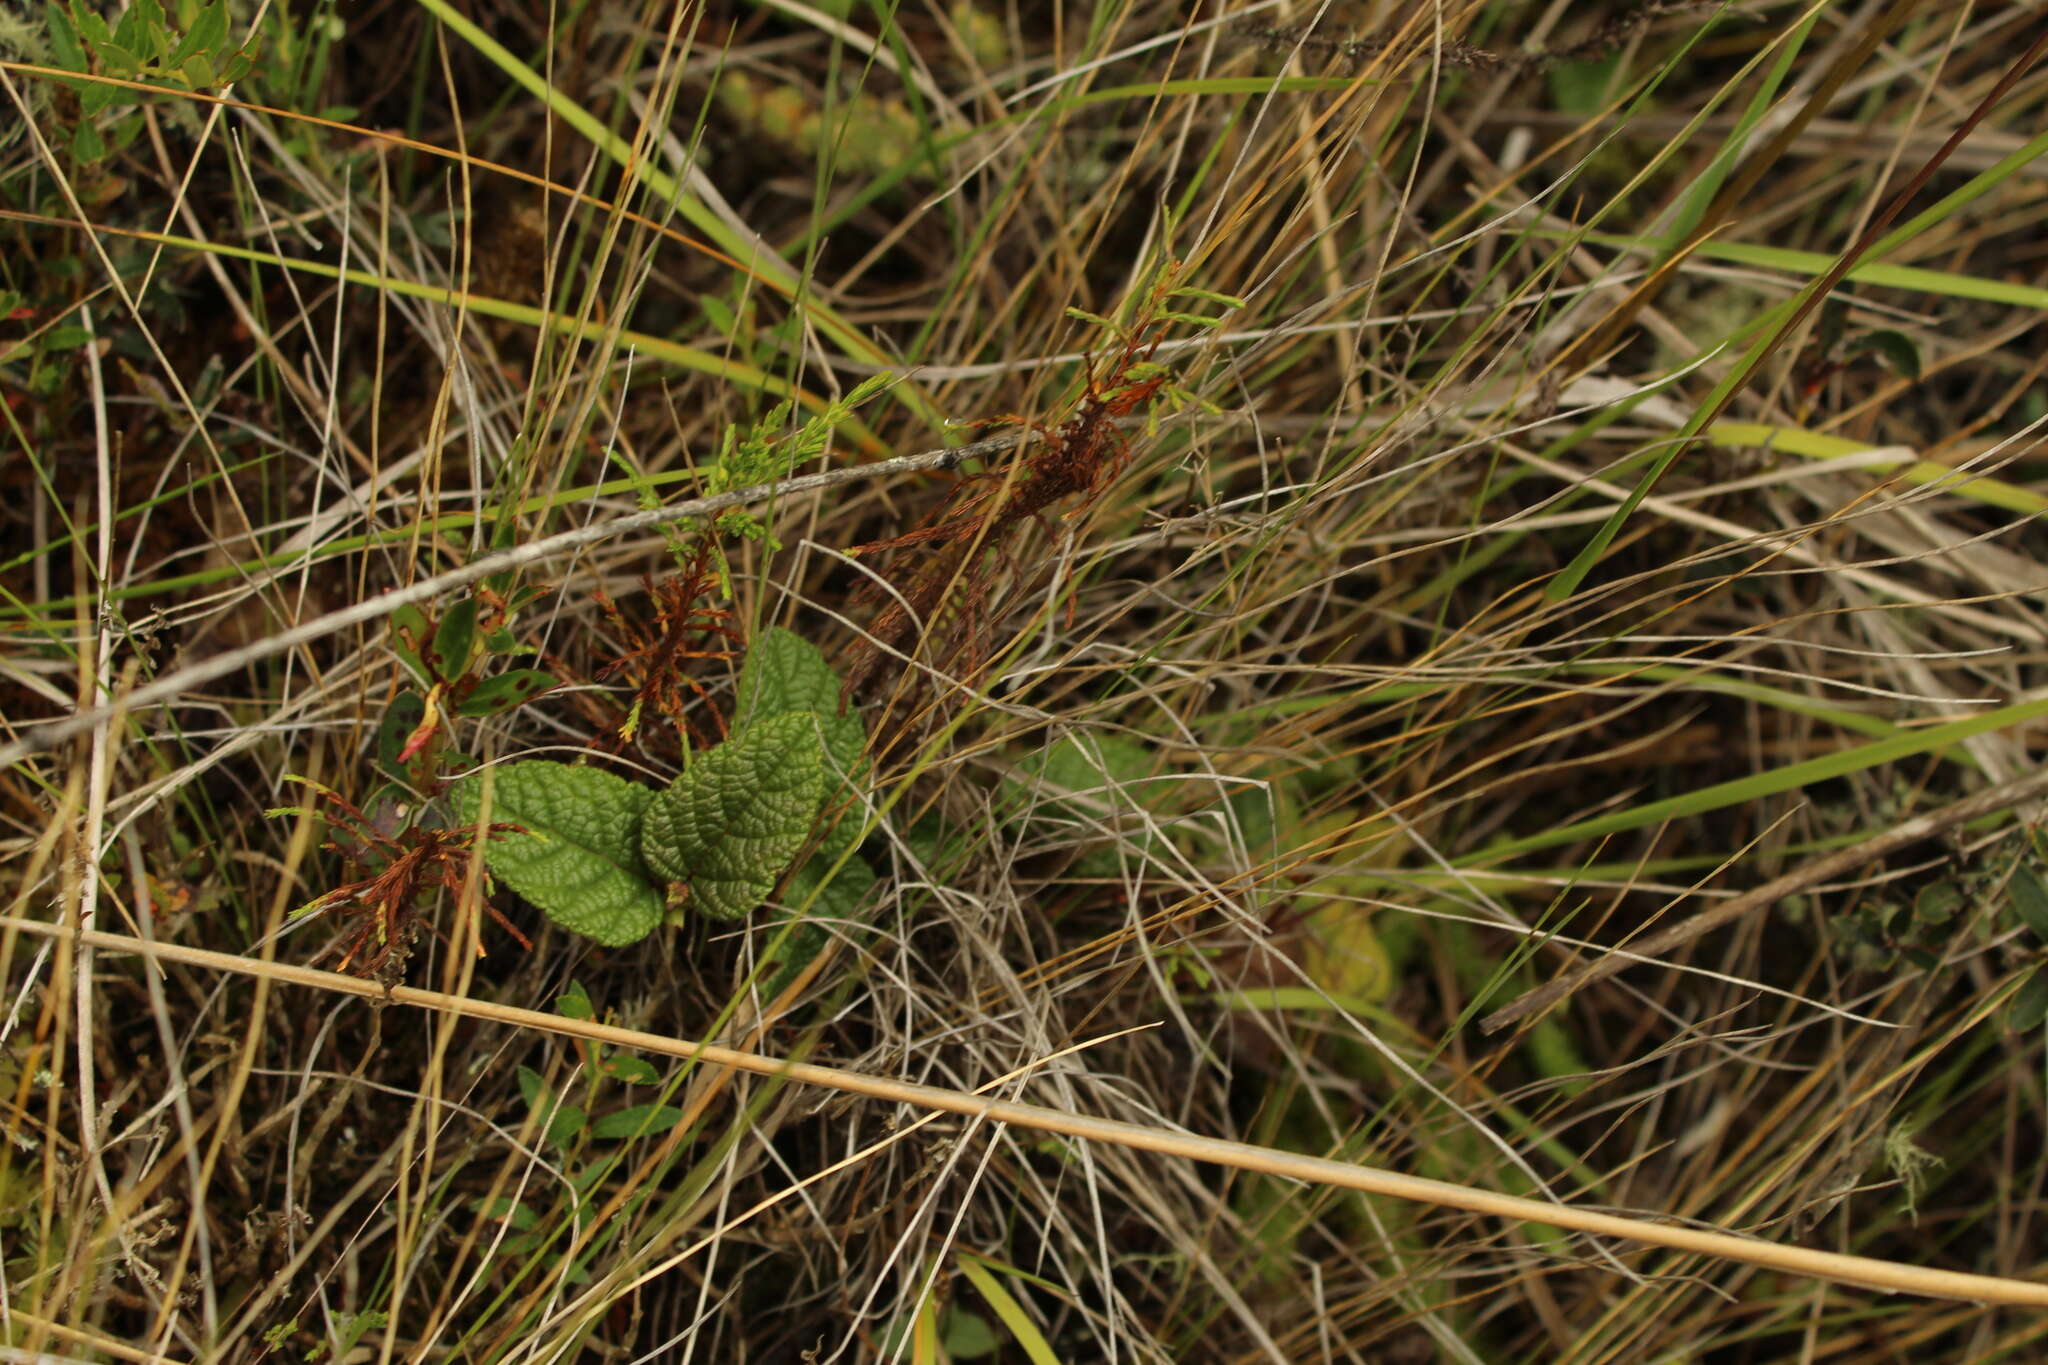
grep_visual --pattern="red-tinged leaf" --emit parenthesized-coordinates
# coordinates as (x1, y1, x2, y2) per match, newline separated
(396, 685, 445, 762)
(391, 604, 432, 684)
(376, 691, 426, 782)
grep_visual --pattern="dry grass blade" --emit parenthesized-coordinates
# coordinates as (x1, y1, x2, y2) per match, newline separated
(14, 918, 2047, 1310)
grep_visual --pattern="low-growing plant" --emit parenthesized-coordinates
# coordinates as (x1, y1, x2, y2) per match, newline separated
(1796, 844, 2048, 1033)
(279, 777, 524, 976)
(699, 371, 899, 592)
(40, 0, 260, 161)
(384, 584, 560, 783)
(445, 627, 877, 969)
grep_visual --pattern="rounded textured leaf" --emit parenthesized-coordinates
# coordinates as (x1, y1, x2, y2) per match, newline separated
(640, 712, 828, 920)
(449, 762, 662, 946)
(737, 626, 866, 781)
(737, 626, 870, 864)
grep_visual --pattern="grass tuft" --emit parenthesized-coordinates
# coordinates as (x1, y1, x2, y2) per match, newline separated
(6, 3, 2048, 1360)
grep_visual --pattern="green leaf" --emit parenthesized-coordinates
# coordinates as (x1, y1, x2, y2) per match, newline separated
(375, 691, 425, 784)
(2008, 865, 2048, 944)
(812, 787, 870, 869)
(428, 598, 479, 682)
(170, 0, 225, 63)
(1166, 284, 1248, 308)
(736, 627, 870, 863)
(1547, 53, 1623, 118)
(390, 604, 432, 683)
(449, 762, 663, 946)
(1010, 733, 1159, 803)
(142, 0, 177, 63)
(1914, 881, 1963, 924)
(735, 627, 863, 769)
(1816, 298, 1848, 356)
(515, 1065, 547, 1110)
(98, 43, 140, 78)
(45, 2, 88, 75)
(639, 713, 828, 920)
(2010, 969, 2048, 1033)
(109, 111, 145, 154)
(604, 1055, 661, 1085)
(954, 1253, 1062, 1365)
(590, 1103, 684, 1141)
(111, 0, 152, 58)
(476, 1196, 538, 1231)
(546, 1104, 586, 1147)
(455, 669, 557, 717)
(941, 1308, 1000, 1360)
(73, 3, 115, 48)
(71, 119, 108, 162)
(516, 1066, 586, 1147)
(556, 979, 594, 1021)
(786, 849, 878, 919)
(1002, 733, 1184, 875)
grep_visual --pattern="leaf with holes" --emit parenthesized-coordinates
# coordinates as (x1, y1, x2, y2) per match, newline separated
(449, 762, 662, 946)
(639, 712, 828, 920)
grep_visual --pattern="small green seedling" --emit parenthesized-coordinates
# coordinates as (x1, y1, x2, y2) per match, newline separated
(43, 0, 261, 161)
(700, 372, 897, 592)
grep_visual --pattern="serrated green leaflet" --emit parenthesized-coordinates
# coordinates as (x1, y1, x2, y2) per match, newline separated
(449, 762, 663, 947)
(640, 711, 829, 920)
